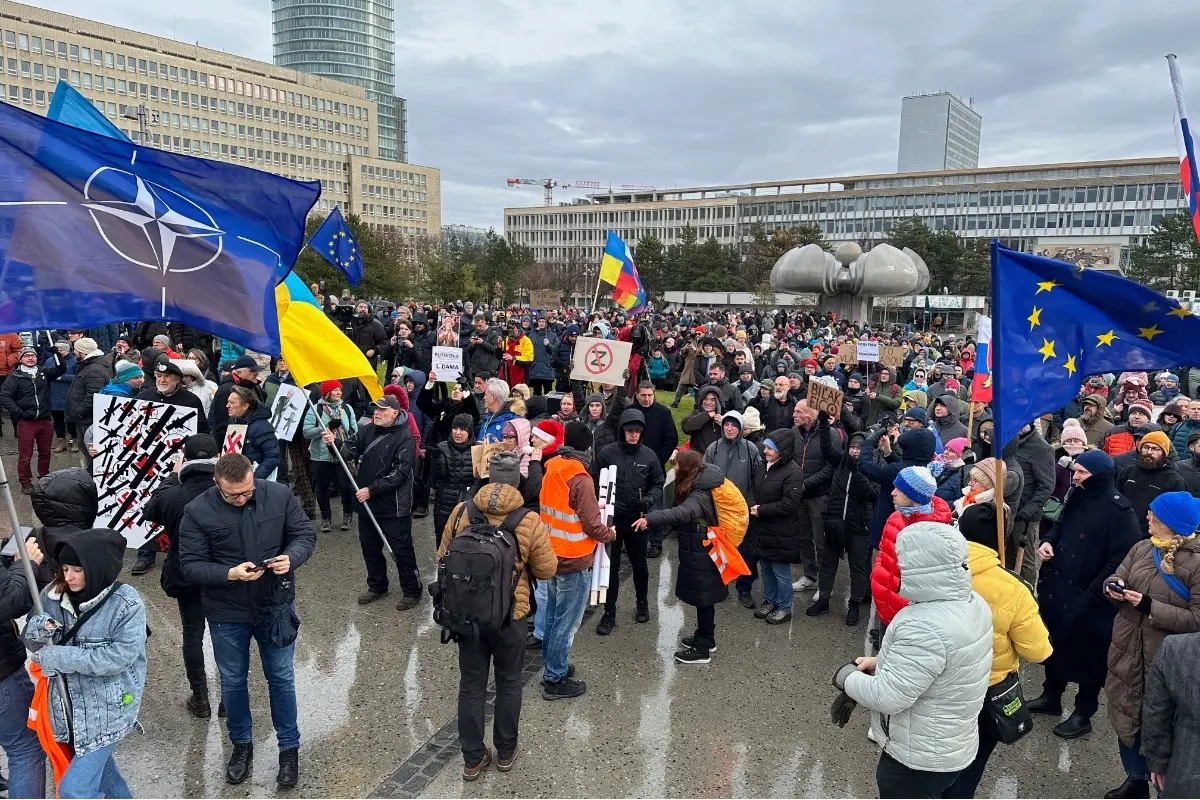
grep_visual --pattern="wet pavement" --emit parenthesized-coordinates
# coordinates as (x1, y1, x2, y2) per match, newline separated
(1, 440, 1126, 798)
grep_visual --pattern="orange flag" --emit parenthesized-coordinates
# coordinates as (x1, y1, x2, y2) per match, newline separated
(27, 661, 72, 791)
(703, 527, 750, 585)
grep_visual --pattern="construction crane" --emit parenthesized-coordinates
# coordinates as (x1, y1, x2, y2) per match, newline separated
(506, 178, 656, 206)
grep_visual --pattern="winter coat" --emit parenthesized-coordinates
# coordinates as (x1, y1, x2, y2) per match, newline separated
(350, 315, 389, 366)
(822, 426, 874, 541)
(1106, 538, 1200, 745)
(210, 377, 265, 436)
(431, 439, 475, 520)
(1142, 632, 1200, 797)
(218, 339, 246, 366)
(178, 480, 316, 624)
(644, 464, 729, 607)
(0, 360, 65, 422)
(635, 399, 679, 466)
(0, 559, 34, 683)
(793, 421, 841, 498)
(1169, 418, 1200, 461)
(478, 402, 519, 445)
(342, 416, 416, 519)
(1013, 428, 1055, 523)
(866, 377, 903, 426)
(1116, 460, 1189, 537)
(65, 353, 110, 430)
(648, 355, 670, 381)
(143, 459, 216, 599)
(843, 521, 993, 774)
(871, 497, 953, 625)
(0, 333, 20, 376)
(302, 400, 358, 463)
(527, 329, 559, 382)
(592, 409, 665, 518)
(47, 353, 76, 412)
(138, 384, 211, 434)
(966, 541, 1053, 685)
(677, 343, 699, 387)
(440, 483, 558, 620)
(692, 349, 719, 387)
(1178, 457, 1200, 497)
(1037, 471, 1140, 688)
(858, 427, 936, 548)
(930, 398, 968, 442)
(704, 435, 761, 501)
(682, 385, 723, 453)
(748, 429, 805, 563)
(467, 326, 503, 377)
(760, 396, 795, 432)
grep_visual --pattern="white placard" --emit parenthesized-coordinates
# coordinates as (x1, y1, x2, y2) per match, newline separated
(856, 341, 880, 362)
(268, 383, 308, 442)
(92, 395, 198, 549)
(569, 337, 632, 386)
(431, 345, 463, 382)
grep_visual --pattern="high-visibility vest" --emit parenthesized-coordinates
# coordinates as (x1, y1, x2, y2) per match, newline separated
(539, 457, 595, 558)
(704, 526, 751, 585)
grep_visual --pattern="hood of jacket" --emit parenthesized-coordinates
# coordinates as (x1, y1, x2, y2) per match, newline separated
(896, 520, 973, 604)
(30, 468, 98, 528)
(694, 463, 725, 492)
(57, 528, 127, 605)
(897, 427, 936, 464)
(618, 407, 646, 433)
(764, 427, 796, 463)
(179, 458, 217, 483)
(551, 445, 593, 470)
(695, 385, 723, 413)
(903, 389, 928, 408)
(471, 481, 523, 516)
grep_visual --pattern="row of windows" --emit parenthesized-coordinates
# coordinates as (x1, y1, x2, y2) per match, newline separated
(507, 206, 735, 228)
(360, 163, 427, 185)
(362, 184, 428, 204)
(360, 203, 428, 222)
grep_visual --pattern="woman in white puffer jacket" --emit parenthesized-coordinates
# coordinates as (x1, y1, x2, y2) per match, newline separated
(842, 520, 993, 798)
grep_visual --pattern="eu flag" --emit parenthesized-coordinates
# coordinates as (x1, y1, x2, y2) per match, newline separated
(991, 241, 1200, 448)
(0, 98, 319, 354)
(308, 206, 363, 286)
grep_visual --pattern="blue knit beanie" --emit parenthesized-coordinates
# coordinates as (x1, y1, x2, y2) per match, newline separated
(1075, 449, 1114, 475)
(894, 466, 937, 507)
(1150, 491, 1200, 537)
(903, 406, 927, 425)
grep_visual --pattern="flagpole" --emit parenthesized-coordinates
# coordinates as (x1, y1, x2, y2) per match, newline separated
(301, 394, 393, 556)
(965, 402, 976, 448)
(988, 240, 1006, 562)
(590, 269, 605, 316)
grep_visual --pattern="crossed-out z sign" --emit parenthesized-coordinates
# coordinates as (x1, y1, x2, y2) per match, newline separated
(569, 337, 632, 386)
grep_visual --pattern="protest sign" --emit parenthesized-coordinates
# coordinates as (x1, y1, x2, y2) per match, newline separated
(431, 346, 464, 382)
(268, 383, 307, 441)
(569, 337, 632, 386)
(529, 290, 562, 309)
(471, 442, 506, 478)
(222, 424, 248, 455)
(836, 342, 857, 365)
(856, 341, 880, 362)
(879, 345, 905, 366)
(806, 378, 844, 418)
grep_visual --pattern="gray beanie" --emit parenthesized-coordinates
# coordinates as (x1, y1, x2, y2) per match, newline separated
(488, 451, 522, 487)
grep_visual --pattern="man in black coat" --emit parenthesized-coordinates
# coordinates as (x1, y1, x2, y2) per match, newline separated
(177, 452, 316, 788)
(349, 301, 389, 368)
(466, 314, 503, 378)
(592, 408, 665, 634)
(1115, 431, 1189, 538)
(1177, 431, 1200, 497)
(789, 401, 841, 591)
(340, 394, 422, 610)
(1011, 424, 1055, 584)
(0, 346, 65, 492)
(65, 339, 110, 445)
(631, 381, 679, 559)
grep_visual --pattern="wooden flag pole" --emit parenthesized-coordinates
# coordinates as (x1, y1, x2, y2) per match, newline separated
(590, 268, 605, 316)
(965, 402, 976, 448)
(994, 456, 1006, 561)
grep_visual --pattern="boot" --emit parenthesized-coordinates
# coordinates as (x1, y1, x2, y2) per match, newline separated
(52, 438, 67, 453)
(357, 590, 388, 605)
(805, 597, 830, 616)
(225, 742, 253, 784)
(68, 439, 78, 453)
(1026, 692, 1062, 716)
(1052, 712, 1092, 739)
(635, 600, 650, 623)
(276, 747, 299, 789)
(845, 600, 861, 626)
(130, 552, 156, 575)
(186, 692, 211, 719)
(596, 611, 615, 635)
(1104, 778, 1150, 799)
(646, 543, 663, 559)
(340, 510, 354, 531)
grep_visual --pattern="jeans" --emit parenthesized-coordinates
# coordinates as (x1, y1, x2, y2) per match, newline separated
(312, 460, 354, 522)
(0, 669, 46, 798)
(532, 580, 548, 642)
(457, 621, 525, 766)
(605, 518, 647, 614)
(359, 514, 421, 597)
(542, 570, 591, 682)
(734, 534, 759, 596)
(942, 704, 999, 798)
(15, 418, 53, 486)
(210, 617, 300, 751)
(58, 742, 130, 799)
(178, 593, 209, 697)
(1119, 733, 1149, 781)
(758, 559, 794, 611)
(692, 604, 716, 651)
(796, 495, 828, 582)
(875, 751, 959, 799)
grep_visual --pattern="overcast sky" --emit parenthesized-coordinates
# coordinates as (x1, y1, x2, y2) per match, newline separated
(42, 0, 1198, 230)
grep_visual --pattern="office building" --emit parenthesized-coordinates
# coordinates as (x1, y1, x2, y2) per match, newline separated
(504, 158, 1187, 275)
(0, 1, 438, 235)
(897, 92, 982, 172)
(272, 0, 406, 163)
(442, 223, 490, 247)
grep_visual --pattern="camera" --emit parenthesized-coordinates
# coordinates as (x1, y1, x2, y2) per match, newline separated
(328, 418, 342, 430)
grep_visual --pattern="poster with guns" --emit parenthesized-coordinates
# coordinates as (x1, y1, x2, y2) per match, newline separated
(590, 464, 615, 606)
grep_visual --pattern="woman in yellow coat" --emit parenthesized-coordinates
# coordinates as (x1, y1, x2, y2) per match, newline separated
(945, 503, 1053, 798)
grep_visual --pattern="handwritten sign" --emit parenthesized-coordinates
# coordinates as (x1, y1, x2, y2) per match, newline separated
(856, 341, 879, 362)
(431, 346, 463, 382)
(806, 379, 844, 418)
(878, 345, 905, 367)
(471, 442, 506, 478)
(836, 342, 857, 365)
(569, 337, 632, 386)
(529, 290, 562, 309)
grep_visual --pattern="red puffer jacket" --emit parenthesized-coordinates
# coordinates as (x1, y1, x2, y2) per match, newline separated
(870, 496, 953, 624)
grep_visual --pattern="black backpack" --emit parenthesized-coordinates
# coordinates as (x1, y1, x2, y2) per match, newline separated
(431, 500, 528, 641)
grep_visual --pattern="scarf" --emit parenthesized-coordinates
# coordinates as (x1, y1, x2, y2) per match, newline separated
(897, 501, 932, 517)
(16, 364, 37, 377)
(1152, 531, 1196, 574)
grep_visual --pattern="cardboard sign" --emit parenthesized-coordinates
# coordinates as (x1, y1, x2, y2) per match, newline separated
(529, 290, 562, 309)
(878, 345, 905, 367)
(268, 383, 307, 442)
(856, 341, 879, 362)
(836, 342, 857, 365)
(806, 379, 844, 418)
(431, 346, 464, 382)
(223, 424, 248, 455)
(471, 442, 506, 478)
(569, 337, 632, 386)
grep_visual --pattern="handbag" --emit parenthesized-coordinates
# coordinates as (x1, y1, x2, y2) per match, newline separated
(985, 671, 1033, 744)
(1041, 496, 1064, 523)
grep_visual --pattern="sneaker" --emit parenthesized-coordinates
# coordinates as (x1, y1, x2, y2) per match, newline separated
(791, 575, 816, 592)
(396, 595, 421, 611)
(596, 612, 615, 635)
(496, 750, 517, 772)
(463, 749, 492, 781)
(340, 512, 354, 531)
(541, 677, 587, 700)
(674, 646, 711, 665)
(805, 598, 830, 617)
(845, 601, 861, 627)
(357, 590, 388, 605)
(765, 608, 793, 625)
(681, 635, 716, 652)
(320, 519, 332, 533)
(526, 633, 542, 650)
(185, 693, 211, 719)
(635, 601, 650, 623)
(737, 593, 756, 609)
(753, 601, 777, 620)
(646, 543, 663, 559)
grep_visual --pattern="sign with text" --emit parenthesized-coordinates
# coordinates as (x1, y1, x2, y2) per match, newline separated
(806, 379, 844, 418)
(878, 345, 905, 366)
(529, 290, 562, 309)
(471, 442, 506, 478)
(856, 341, 879, 362)
(431, 346, 464, 382)
(569, 337, 632, 386)
(836, 342, 857, 364)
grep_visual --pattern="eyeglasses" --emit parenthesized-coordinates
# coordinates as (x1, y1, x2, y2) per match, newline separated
(219, 487, 255, 502)
(502, 434, 518, 442)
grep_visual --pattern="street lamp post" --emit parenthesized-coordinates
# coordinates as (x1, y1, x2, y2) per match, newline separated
(120, 103, 157, 145)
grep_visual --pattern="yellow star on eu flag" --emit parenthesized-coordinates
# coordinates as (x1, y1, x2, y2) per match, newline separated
(1035, 281, 1059, 294)
(1139, 324, 1164, 341)
(1168, 305, 1192, 319)
(1038, 338, 1057, 362)
(1063, 354, 1077, 377)
(1096, 330, 1117, 347)
(1027, 306, 1042, 331)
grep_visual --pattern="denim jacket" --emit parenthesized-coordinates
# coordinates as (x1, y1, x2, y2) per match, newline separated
(23, 583, 147, 756)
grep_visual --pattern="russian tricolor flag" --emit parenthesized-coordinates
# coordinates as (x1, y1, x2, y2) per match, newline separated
(1169, 55, 1200, 242)
(970, 315, 992, 403)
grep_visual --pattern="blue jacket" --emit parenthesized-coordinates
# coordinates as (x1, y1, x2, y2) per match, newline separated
(478, 403, 518, 444)
(25, 583, 147, 756)
(858, 427, 936, 548)
(85, 325, 119, 353)
(648, 355, 670, 380)
(98, 381, 136, 398)
(527, 329, 559, 381)
(233, 408, 279, 480)
(47, 354, 76, 411)
(302, 400, 358, 463)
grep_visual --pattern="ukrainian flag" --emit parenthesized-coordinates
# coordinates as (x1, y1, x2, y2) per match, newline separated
(275, 274, 383, 399)
(600, 231, 647, 313)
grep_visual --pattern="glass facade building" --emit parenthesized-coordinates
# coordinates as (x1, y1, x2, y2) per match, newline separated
(898, 92, 982, 173)
(272, 0, 407, 162)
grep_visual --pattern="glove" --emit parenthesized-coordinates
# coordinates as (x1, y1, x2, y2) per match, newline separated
(637, 496, 655, 512)
(831, 662, 858, 690)
(830, 690, 858, 728)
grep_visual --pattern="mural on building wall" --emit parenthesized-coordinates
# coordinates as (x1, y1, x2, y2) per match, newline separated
(1035, 244, 1117, 269)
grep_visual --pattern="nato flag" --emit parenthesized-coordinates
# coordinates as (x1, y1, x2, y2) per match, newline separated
(990, 241, 1200, 448)
(0, 98, 319, 354)
(308, 206, 363, 287)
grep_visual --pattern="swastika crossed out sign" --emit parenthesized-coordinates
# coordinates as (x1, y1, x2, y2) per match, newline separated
(569, 336, 632, 386)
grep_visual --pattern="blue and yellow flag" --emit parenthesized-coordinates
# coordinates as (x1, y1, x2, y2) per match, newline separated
(308, 206, 363, 287)
(275, 273, 381, 399)
(991, 241, 1200, 448)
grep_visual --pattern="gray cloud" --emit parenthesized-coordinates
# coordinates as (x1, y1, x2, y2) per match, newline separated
(43, 0, 1200, 229)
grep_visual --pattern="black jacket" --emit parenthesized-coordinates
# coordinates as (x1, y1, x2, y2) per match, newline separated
(66, 354, 111, 429)
(350, 314, 389, 366)
(28, 467, 98, 582)
(178, 480, 316, 624)
(0, 560, 33, 680)
(792, 421, 840, 498)
(137, 385, 210, 434)
(1178, 457, 1200, 497)
(143, 459, 216, 599)
(822, 424, 873, 537)
(467, 326, 503, 377)
(217, 408, 279, 480)
(858, 426, 936, 548)
(682, 385, 723, 454)
(632, 399, 679, 466)
(1116, 459, 1189, 537)
(644, 464, 728, 607)
(342, 416, 415, 519)
(431, 439, 475, 519)
(0, 359, 65, 421)
(750, 428, 805, 563)
(1013, 427, 1055, 523)
(210, 376, 265, 435)
(592, 408, 665, 518)
(761, 395, 795, 432)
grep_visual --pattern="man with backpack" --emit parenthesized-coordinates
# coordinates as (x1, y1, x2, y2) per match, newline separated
(436, 451, 557, 781)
